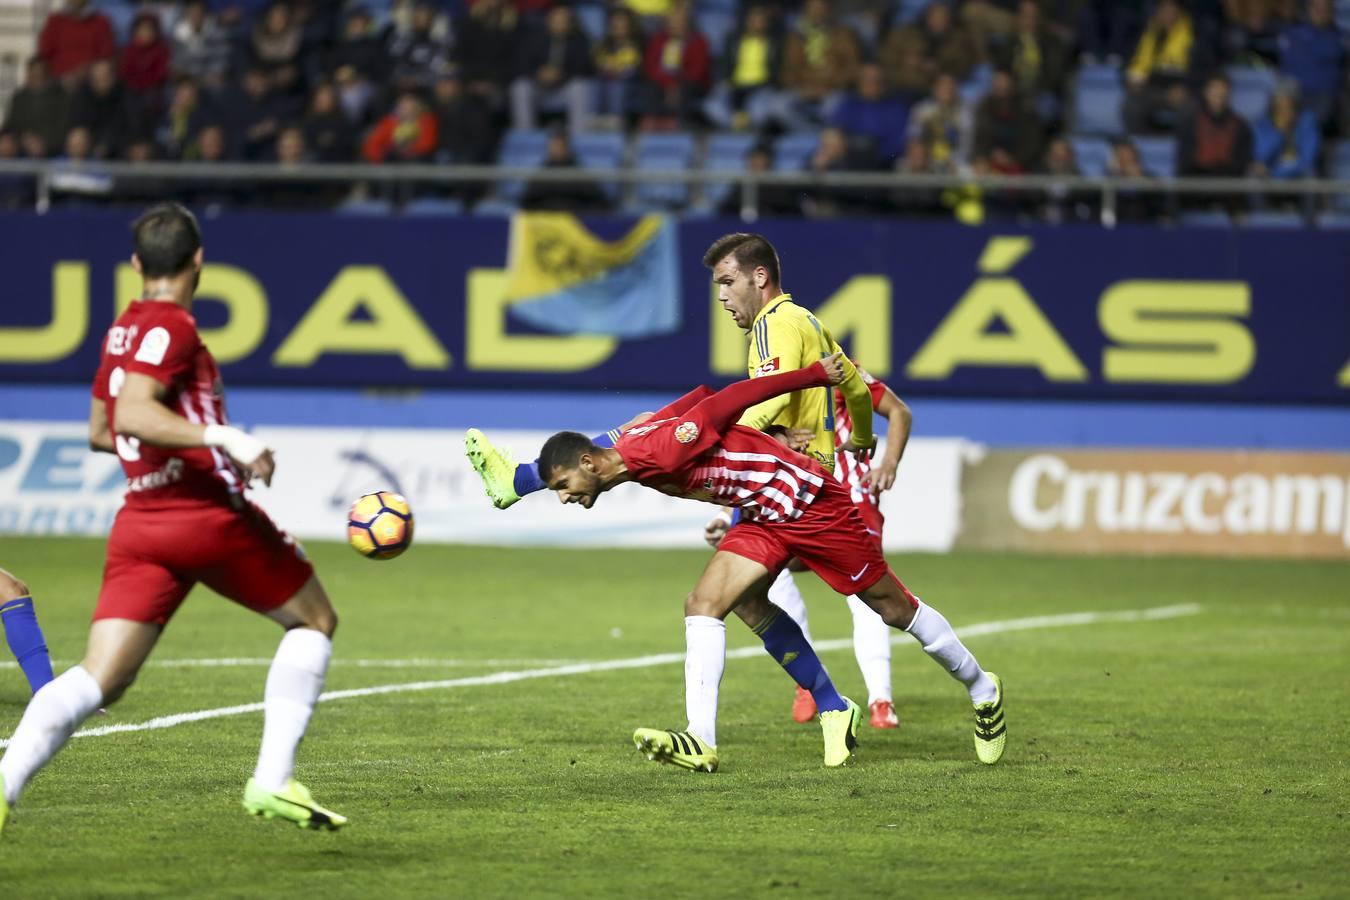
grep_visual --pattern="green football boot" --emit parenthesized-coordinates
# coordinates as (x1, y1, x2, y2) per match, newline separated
(973, 672, 1007, 765)
(633, 728, 719, 773)
(820, 697, 862, 767)
(464, 428, 522, 510)
(243, 778, 347, 831)
(0, 774, 8, 836)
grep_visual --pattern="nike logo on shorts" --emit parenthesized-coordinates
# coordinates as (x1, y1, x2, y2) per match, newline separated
(850, 564, 869, 582)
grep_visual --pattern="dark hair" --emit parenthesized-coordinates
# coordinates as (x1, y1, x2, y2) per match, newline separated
(537, 431, 599, 481)
(701, 232, 781, 286)
(132, 203, 202, 278)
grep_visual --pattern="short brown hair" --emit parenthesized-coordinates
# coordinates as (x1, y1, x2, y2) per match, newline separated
(702, 233, 781, 286)
(132, 203, 202, 278)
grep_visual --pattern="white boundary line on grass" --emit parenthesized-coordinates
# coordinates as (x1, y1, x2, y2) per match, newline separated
(0, 658, 589, 670)
(0, 603, 1201, 748)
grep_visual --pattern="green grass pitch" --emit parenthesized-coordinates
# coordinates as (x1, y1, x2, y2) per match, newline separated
(0, 536, 1346, 898)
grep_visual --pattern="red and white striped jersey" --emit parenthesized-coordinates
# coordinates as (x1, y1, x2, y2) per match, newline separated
(617, 414, 828, 523)
(92, 300, 243, 508)
(833, 369, 889, 507)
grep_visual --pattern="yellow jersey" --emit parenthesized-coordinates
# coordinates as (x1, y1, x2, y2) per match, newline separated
(738, 294, 874, 473)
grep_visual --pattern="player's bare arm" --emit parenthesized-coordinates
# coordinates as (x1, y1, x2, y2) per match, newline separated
(867, 386, 912, 495)
(115, 371, 276, 486)
(87, 398, 115, 454)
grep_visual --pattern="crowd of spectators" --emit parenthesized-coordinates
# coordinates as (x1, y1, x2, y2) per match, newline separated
(0, 0, 1346, 221)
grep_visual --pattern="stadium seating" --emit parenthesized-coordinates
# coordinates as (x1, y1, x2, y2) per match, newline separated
(574, 4, 607, 43)
(695, 10, 737, 57)
(1178, 209, 1233, 227)
(702, 133, 757, 210)
(1133, 136, 1177, 178)
(1070, 136, 1112, 177)
(1317, 210, 1350, 228)
(1225, 66, 1277, 125)
(774, 131, 821, 171)
(895, 0, 934, 24)
(1243, 210, 1307, 229)
(632, 132, 696, 210)
(960, 64, 993, 107)
(571, 131, 626, 200)
(336, 198, 394, 216)
(496, 129, 551, 202)
(1071, 66, 1124, 136)
(403, 197, 467, 217)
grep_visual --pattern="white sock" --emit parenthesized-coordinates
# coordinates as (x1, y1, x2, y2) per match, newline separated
(253, 628, 331, 791)
(683, 616, 725, 748)
(767, 568, 812, 644)
(0, 666, 103, 806)
(905, 601, 996, 705)
(847, 594, 893, 705)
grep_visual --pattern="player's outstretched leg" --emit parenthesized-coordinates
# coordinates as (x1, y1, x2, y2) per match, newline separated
(0, 569, 54, 695)
(846, 594, 898, 729)
(766, 569, 818, 724)
(857, 573, 1005, 764)
(465, 427, 623, 511)
(245, 577, 346, 830)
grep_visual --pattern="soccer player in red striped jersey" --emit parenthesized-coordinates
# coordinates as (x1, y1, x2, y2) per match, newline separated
(0, 204, 344, 836)
(537, 355, 1007, 773)
(707, 366, 911, 729)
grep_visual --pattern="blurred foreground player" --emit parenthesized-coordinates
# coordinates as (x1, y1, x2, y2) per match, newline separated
(536, 355, 1006, 773)
(0, 204, 345, 835)
(0, 568, 54, 696)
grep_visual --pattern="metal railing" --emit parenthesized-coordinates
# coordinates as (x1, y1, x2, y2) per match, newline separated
(1, 158, 1347, 225)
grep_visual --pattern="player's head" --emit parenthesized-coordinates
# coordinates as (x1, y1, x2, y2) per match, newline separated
(703, 232, 781, 330)
(538, 431, 605, 508)
(131, 203, 203, 282)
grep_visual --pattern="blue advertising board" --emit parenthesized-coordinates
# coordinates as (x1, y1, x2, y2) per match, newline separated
(0, 210, 1345, 403)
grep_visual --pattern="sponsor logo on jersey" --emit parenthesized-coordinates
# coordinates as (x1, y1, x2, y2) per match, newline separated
(675, 421, 700, 444)
(754, 357, 780, 377)
(134, 326, 172, 365)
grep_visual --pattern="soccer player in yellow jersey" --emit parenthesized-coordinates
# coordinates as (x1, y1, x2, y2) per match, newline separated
(706, 232, 877, 470)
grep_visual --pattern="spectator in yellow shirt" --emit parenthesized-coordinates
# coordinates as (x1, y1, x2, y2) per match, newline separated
(1123, 0, 1194, 133)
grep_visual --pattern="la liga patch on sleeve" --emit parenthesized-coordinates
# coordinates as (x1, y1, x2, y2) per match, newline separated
(675, 421, 700, 443)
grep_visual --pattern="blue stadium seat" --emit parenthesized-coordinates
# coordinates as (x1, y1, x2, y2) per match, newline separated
(472, 198, 518, 217)
(496, 129, 550, 201)
(895, 0, 934, 24)
(774, 131, 820, 171)
(634, 133, 696, 208)
(696, 10, 737, 55)
(1072, 70, 1124, 136)
(1317, 210, 1350, 228)
(92, 1, 137, 43)
(337, 198, 394, 217)
(1179, 210, 1233, 228)
(1226, 66, 1277, 125)
(1070, 135, 1111, 177)
(1339, 0, 1350, 32)
(703, 133, 758, 209)
(1243, 210, 1307, 229)
(1330, 142, 1350, 208)
(574, 4, 607, 42)
(571, 131, 626, 200)
(960, 64, 993, 105)
(403, 197, 466, 217)
(1133, 136, 1176, 177)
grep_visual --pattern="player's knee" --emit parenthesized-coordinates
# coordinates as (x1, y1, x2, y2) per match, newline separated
(862, 586, 916, 630)
(684, 589, 721, 618)
(0, 571, 30, 602)
(98, 670, 137, 706)
(312, 607, 338, 638)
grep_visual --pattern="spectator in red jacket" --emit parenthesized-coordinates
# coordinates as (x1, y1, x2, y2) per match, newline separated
(363, 92, 440, 163)
(37, 0, 115, 83)
(121, 14, 172, 96)
(641, 3, 711, 129)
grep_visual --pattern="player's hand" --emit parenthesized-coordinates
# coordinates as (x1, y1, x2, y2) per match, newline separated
(839, 436, 876, 460)
(818, 351, 848, 385)
(204, 424, 275, 486)
(866, 460, 897, 494)
(704, 512, 731, 548)
(786, 428, 816, 453)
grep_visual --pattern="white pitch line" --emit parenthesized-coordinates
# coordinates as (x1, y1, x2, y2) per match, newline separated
(0, 658, 588, 671)
(0, 603, 1201, 748)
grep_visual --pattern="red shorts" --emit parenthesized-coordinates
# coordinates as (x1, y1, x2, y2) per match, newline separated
(855, 499, 884, 547)
(95, 500, 314, 626)
(721, 478, 890, 596)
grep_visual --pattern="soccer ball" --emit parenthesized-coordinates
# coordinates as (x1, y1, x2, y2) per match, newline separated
(347, 491, 414, 560)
